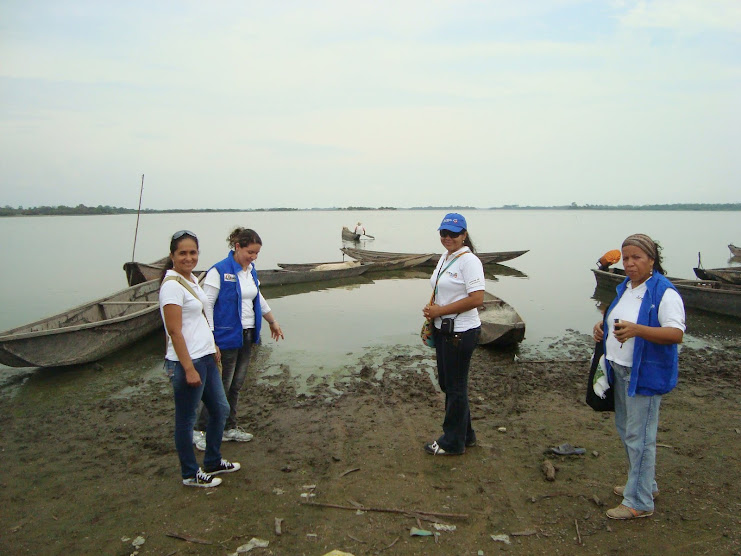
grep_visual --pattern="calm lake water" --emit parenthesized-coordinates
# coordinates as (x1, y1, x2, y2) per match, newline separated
(1, 210, 739, 382)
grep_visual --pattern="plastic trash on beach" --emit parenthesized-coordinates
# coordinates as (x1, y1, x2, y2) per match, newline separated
(410, 527, 434, 536)
(232, 538, 269, 554)
(322, 551, 356, 556)
(491, 534, 511, 544)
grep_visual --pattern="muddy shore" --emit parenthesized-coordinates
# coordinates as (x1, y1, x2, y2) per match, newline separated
(2, 330, 739, 555)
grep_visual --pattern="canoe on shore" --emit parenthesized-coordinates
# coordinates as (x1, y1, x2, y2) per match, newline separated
(478, 292, 526, 347)
(0, 279, 163, 368)
(341, 247, 529, 266)
(592, 268, 741, 319)
(693, 266, 741, 285)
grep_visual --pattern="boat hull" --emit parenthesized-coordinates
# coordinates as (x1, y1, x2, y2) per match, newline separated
(592, 268, 741, 319)
(477, 292, 526, 347)
(341, 227, 361, 241)
(0, 280, 162, 368)
(693, 267, 741, 285)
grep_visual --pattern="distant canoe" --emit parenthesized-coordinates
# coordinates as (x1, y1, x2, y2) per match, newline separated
(693, 266, 741, 285)
(729, 244, 741, 257)
(592, 268, 741, 319)
(342, 227, 361, 241)
(478, 292, 526, 347)
(341, 247, 528, 266)
(0, 279, 162, 368)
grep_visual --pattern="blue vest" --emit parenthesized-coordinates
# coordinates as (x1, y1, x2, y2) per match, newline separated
(603, 272, 680, 396)
(210, 251, 262, 350)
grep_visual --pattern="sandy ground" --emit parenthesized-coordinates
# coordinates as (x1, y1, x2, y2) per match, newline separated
(1, 330, 739, 556)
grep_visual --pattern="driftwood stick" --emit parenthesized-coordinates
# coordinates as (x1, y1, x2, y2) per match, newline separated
(301, 501, 468, 519)
(340, 467, 361, 477)
(165, 532, 212, 545)
(574, 519, 582, 545)
(380, 537, 400, 551)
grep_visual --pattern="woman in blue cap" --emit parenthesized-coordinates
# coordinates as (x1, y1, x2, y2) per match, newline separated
(422, 213, 485, 455)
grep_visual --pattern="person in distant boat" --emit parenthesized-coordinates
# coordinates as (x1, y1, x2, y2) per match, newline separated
(592, 233, 685, 520)
(422, 213, 485, 455)
(159, 230, 240, 487)
(192, 227, 284, 452)
(353, 222, 365, 237)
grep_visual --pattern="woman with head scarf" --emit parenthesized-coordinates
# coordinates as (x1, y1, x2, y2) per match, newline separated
(593, 234, 685, 519)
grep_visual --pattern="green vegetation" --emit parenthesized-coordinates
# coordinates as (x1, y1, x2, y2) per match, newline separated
(1, 202, 739, 217)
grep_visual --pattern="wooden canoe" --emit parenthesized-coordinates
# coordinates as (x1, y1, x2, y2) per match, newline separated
(341, 247, 529, 266)
(592, 268, 741, 319)
(0, 279, 163, 368)
(693, 266, 741, 285)
(256, 264, 369, 286)
(342, 226, 361, 241)
(278, 254, 430, 273)
(124, 257, 170, 286)
(729, 244, 741, 257)
(477, 291, 526, 347)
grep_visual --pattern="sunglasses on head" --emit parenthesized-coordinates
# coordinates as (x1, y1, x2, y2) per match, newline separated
(172, 230, 197, 241)
(439, 229, 462, 238)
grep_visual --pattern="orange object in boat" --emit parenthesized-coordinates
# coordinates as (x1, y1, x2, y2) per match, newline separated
(598, 250, 621, 269)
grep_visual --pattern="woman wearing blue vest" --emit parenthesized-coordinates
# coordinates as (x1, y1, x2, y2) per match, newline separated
(593, 234, 685, 520)
(422, 213, 485, 455)
(192, 227, 284, 451)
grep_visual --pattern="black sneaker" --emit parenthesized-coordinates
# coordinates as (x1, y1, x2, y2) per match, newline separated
(203, 458, 241, 475)
(466, 437, 477, 448)
(182, 468, 222, 488)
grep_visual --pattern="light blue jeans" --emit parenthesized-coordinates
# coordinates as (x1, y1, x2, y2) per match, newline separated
(166, 355, 229, 479)
(612, 362, 661, 512)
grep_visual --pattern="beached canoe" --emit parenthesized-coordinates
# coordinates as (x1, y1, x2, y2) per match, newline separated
(0, 279, 163, 368)
(728, 244, 741, 257)
(256, 264, 369, 286)
(592, 268, 741, 319)
(342, 226, 361, 241)
(340, 247, 529, 266)
(693, 266, 741, 285)
(478, 292, 526, 347)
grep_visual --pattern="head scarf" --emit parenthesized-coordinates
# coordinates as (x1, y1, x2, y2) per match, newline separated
(622, 233, 657, 260)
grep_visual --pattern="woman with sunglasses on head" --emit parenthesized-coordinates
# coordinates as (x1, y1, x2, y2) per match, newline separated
(422, 213, 486, 455)
(191, 227, 284, 452)
(593, 234, 685, 520)
(159, 230, 240, 487)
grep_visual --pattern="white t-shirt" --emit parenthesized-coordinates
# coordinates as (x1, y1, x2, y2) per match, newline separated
(606, 279, 686, 367)
(429, 248, 485, 332)
(203, 265, 272, 330)
(159, 270, 216, 361)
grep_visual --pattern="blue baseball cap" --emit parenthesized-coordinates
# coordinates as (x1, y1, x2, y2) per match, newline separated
(438, 213, 467, 232)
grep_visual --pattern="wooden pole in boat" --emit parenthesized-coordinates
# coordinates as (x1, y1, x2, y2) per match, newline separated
(131, 174, 144, 262)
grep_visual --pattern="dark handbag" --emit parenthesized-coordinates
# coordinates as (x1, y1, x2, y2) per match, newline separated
(586, 341, 614, 412)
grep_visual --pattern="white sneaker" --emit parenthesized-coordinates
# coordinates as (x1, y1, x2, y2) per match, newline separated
(182, 468, 222, 488)
(223, 428, 254, 442)
(193, 430, 206, 451)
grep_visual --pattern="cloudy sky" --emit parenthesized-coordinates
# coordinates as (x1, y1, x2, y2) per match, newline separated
(1, 0, 739, 210)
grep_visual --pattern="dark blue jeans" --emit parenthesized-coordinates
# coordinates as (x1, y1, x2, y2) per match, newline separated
(196, 329, 253, 431)
(166, 354, 229, 479)
(434, 326, 481, 454)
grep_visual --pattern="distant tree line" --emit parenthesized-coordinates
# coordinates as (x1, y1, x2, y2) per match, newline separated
(1, 202, 738, 217)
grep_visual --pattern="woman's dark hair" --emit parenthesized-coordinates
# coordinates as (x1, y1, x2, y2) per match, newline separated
(160, 231, 199, 282)
(652, 241, 666, 275)
(462, 230, 476, 253)
(228, 227, 262, 249)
